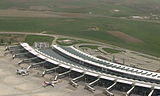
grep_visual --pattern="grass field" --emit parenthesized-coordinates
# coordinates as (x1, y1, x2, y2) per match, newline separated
(56, 38, 87, 46)
(0, 34, 54, 46)
(25, 35, 54, 45)
(80, 45, 99, 49)
(103, 48, 121, 54)
(0, 17, 160, 57)
(0, 0, 160, 17)
(0, 0, 160, 57)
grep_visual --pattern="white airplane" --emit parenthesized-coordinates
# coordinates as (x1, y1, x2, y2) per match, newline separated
(42, 80, 59, 88)
(5, 46, 9, 51)
(16, 69, 29, 76)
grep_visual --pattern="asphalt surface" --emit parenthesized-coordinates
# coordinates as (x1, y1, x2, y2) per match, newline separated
(0, 46, 109, 96)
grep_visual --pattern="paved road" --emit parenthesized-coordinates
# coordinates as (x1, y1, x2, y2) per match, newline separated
(0, 31, 159, 71)
(0, 31, 159, 62)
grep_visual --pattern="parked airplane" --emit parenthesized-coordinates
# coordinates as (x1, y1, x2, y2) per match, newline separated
(16, 69, 29, 76)
(43, 80, 59, 88)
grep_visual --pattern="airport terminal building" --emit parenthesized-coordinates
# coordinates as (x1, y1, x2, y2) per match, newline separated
(7, 43, 160, 96)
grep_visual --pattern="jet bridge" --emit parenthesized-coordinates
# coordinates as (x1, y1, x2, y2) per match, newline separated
(148, 88, 154, 96)
(12, 52, 29, 59)
(27, 61, 46, 70)
(126, 84, 135, 96)
(9, 48, 25, 54)
(42, 65, 60, 77)
(103, 89, 114, 96)
(5, 45, 21, 51)
(18, 57, 38, 65)
(58, 69, 71, 78)
(69, 73, 85, 88)
(85, 77, 100, 92)
(54, 69, 71, 81)
(102, 81, 117, 96)
(107, 81, 117, 91)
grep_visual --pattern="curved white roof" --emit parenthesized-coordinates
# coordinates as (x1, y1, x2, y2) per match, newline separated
(52, 45, 160, 81)
(20, 43, 160, 90)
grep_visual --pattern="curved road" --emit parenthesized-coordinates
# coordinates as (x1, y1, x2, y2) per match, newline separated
(0, 31, 159, 60)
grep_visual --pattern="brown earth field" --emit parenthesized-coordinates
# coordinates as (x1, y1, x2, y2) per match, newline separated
(107, 31, 143, 43)
(7, 0, 45, 3)
(58, 5, 85, 9)
(29, 6, 51, 11)
(0, 9, 97, 18)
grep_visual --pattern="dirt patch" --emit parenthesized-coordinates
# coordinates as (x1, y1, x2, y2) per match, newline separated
(156, 68, 160, 72)
(58, 5, 84, 9)
(56, 12, 92, 18)
(0, 9, 65, 18)
(29, 6, 51, 11)
(0, 34, 25, 44)
(7, 0, 45, 3)
(0, 9, 96, 18)
(63, 19, 76, 22)
(66, 85, 76, 91)
(108, 31, 143, 43)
